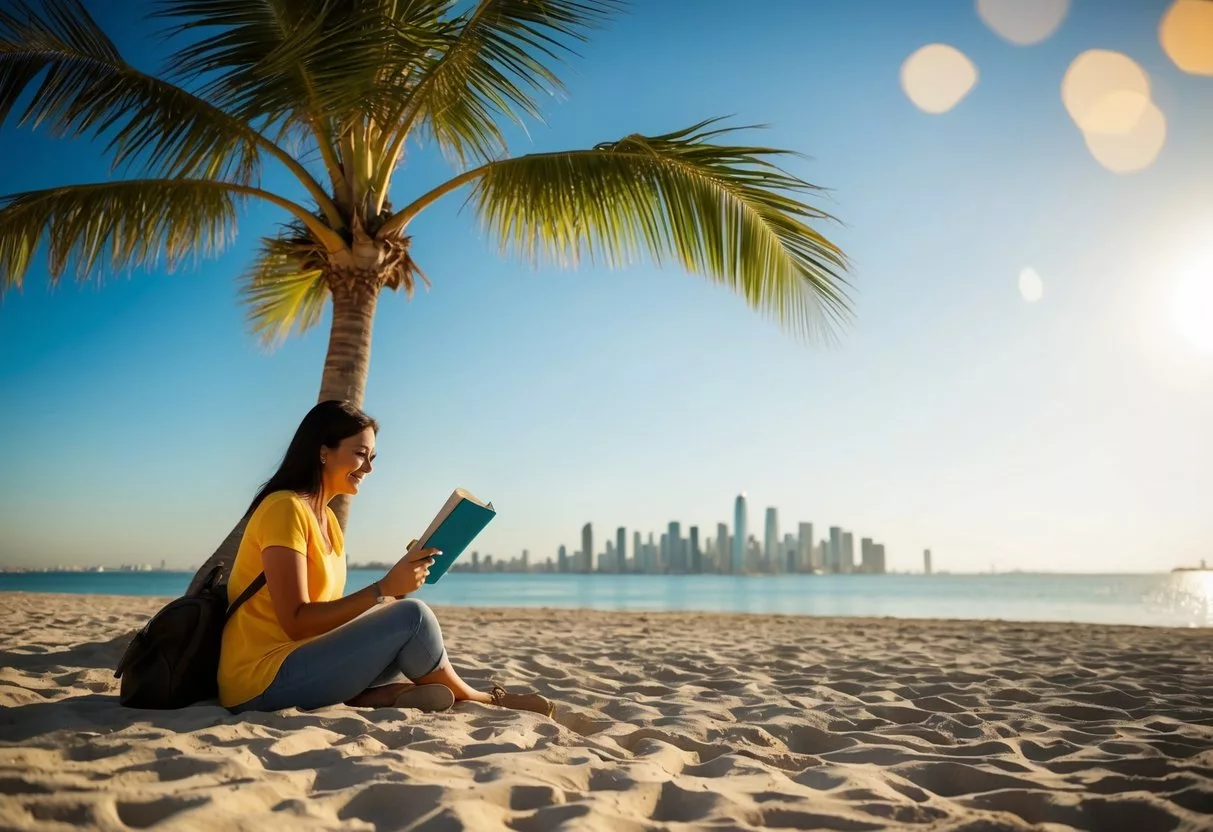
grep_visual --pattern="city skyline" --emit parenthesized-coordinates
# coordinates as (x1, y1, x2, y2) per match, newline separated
(461, 493, 898, 577)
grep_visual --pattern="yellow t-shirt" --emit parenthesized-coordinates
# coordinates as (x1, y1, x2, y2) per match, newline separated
(217, 491, 346, 708)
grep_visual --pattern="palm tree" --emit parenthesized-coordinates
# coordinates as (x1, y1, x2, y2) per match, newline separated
(0, 0, 850, 593)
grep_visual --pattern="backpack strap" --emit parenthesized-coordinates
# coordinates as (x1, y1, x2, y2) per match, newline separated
(225, 572, 267, 623)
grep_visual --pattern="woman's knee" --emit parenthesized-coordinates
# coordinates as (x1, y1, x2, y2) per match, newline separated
(389, 597, 432, 625)
(384, 598, 441, 641)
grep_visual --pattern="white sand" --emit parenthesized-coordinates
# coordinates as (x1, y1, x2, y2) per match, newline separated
(1, 592, 1212, 831)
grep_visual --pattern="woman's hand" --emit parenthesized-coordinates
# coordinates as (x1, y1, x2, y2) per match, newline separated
(381, 546, 441, 597)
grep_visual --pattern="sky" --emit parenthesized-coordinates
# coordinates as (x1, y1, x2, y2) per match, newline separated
(1, 0, 1211, 574)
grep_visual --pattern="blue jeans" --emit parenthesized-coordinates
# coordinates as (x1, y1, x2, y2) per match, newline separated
(232, 598, 448, 713)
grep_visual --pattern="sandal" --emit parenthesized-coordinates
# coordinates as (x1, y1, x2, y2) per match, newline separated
(392, 683, 455, 712)
(489, 684, 554, 717)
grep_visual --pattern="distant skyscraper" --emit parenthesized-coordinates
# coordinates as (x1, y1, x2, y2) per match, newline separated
(764, 507, 779, 571)
(860, 538, 873, 574)
(522, 549, 529, 570)
(716, 522, 729, 573)
(473, 550, 481, 571)
(782, 533, 795, 573)
(690, 526, 701, 573)
(667, 522, 681, 572)
(828, 527, 842, 573)
(633, 531, 641, 573)
(874, 543, 887, 574)
(798, 522, 814, 572)
(842, 532, 854, 574)
(616, 527, 627, 574)
(747, 535, 762, 570)
(924, 549, 932, 575)
(556, 545, 566, 573)
(581, 523, 593, 574)
(733, 493, 748, 573)
(660, 533, 668, 572)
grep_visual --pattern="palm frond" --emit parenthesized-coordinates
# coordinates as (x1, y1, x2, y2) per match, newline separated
(153, 0, 435, 129)
(240, 226, 329, 347)
(398, 0, 622, 166)
(0, 0, 262, 182)
(0, 180, 240, 290)
(463, 119, 851, 340)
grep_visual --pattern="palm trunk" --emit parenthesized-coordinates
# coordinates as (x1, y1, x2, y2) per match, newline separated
(184, 512, 251, 596)
(185, 277, 379, 595)
(316, 277, 379, 529)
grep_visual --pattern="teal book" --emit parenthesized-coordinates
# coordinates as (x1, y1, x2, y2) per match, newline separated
(411, 489, 496, 584)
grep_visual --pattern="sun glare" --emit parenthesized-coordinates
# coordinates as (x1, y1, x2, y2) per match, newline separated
(1173, 262, 1213, 354)
(1018, 268, 1044, 303)
(1062, 50, 1151, 135)
(1083, 96, 1167, 174)
(1160, 0, 1213, 76)
(1060, 51, 1167, 174)
(977, 0, 1070, 46)
(901, 44, 978, 114)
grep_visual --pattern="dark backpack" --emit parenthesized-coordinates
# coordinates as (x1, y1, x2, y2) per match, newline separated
(113, 565, 266, 709)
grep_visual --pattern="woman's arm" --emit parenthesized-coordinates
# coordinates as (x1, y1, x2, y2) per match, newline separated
(261, 546, 380, 641)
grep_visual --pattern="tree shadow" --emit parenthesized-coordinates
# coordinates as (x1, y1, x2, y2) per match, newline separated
(0, 633, 132, 673)
(0, 693, 234, 744)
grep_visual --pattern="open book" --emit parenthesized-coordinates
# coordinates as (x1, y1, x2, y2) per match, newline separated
(409, 488, 496, 584)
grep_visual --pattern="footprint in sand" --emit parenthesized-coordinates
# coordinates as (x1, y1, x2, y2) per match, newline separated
(115, 796, 209, 829)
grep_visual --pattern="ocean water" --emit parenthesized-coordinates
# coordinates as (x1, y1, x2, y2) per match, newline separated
(2, 571, 1211, 628)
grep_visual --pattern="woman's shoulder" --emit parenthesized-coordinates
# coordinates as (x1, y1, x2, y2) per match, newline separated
(251, 491, 307, 520)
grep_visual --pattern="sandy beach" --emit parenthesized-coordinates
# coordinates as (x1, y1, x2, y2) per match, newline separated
(1, 593, 1211, 831)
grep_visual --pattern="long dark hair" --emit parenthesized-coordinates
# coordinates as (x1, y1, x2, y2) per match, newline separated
(248, 400, 378, 513)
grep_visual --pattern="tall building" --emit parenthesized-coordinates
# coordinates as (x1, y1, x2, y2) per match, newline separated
(667, 522, 682, 572)
(689, 526, 701, 573)
(782, 533, 796, 573)
(733, 493, 748, 573)
(521, 549, 529, 571)
(715, 522, 729, 573)
(616, 527, 627, 574)
(473, 551, 481, 571)
(924, 549, 932, 575)
(797, 522, 813, 572)
(842, 531, 855, 574)
(873, 543, 887, 574)
(660, 533, 668, 572)
(764, 507, 779, 571)
(860, 537, 873, 573)
(581, 523, 593, 574)
(633, 531, 642, 573)
(828, 526, 842, 573)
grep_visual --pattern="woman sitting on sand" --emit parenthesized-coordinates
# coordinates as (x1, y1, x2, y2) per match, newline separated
(218, 400, 552, 716)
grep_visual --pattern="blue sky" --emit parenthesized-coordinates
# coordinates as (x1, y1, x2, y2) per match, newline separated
(2, 0, 1211, 573)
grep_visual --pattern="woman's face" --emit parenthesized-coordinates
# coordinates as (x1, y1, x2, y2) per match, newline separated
(321, 427, 376, 499)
